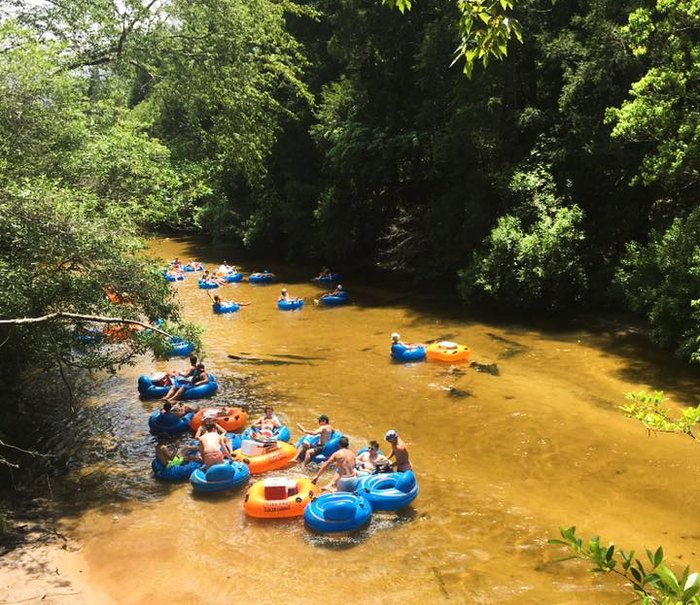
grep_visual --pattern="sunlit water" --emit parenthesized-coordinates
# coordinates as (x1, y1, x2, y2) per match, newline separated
(40, 236, 700, 604)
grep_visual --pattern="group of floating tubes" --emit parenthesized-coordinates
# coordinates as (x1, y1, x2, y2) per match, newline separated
(138, 373, 218, 400)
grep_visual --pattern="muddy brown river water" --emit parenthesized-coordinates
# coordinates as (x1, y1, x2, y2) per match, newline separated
(51, 236, 700, 604)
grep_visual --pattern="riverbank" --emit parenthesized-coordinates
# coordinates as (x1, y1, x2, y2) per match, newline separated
(0, 509, 112, 605)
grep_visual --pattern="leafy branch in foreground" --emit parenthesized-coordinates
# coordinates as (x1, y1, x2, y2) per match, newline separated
(550, 526, 700, 605)
(382, 0, 524, 76)
(621, 391, 700, 444)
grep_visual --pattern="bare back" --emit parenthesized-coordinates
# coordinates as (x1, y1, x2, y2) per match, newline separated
(333, 449, 357, 477)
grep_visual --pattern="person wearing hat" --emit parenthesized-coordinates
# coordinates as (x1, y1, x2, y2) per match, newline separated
(384, 429, 412, 472)
(293, 414, 335, 465)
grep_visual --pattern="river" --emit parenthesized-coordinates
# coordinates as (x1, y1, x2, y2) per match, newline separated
(46, 236, 700, 604)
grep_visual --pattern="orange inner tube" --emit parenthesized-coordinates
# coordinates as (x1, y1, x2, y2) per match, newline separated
(233, 441, 297, 474)
(189, 407, 248, 432)
(243, 477, 320, 518)
(425, 342, 471, 363)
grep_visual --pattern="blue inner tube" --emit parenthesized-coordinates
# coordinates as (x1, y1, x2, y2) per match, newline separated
(390, 344, 426, 362)
(138, 374, 218, 400)
(319, 293, 349, 306)
(222, 272, 243, 283)
(151, 457, 201, 481)
(295, 432, 343, 464)
(148, 411, 194, 434)
(248, 273, 274, 283)
(241, 424, 291, 443)
(198, 278, 219, 289)
(277, 299, 304, 311)
(213, 301, 240, 314)
(162, 271, 184, 282)
(355, 471, 419, 511)
(304, 492, 372, 533)
(190, 461, 250, 493)
(163, 337, 195, 358)
(226, 432, 243, 451)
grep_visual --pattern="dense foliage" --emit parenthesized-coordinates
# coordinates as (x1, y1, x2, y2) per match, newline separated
(2, 0, 700, 396)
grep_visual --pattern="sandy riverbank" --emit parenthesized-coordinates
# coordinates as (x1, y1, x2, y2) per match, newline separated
(0, 519, 112, 605)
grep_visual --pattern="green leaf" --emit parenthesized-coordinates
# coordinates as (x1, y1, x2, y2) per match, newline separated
(654, 563, 681, 593)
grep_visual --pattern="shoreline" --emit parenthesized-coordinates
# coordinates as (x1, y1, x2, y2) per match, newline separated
(0, 515, 112, 605)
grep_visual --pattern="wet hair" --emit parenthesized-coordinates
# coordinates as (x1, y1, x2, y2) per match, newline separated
(264, 406, 273, 413)
(214, 295, 221, 303)
(196, 363, 205, 370)
(163, 402, 172, 412)
(204, 420, 216, 431)
(369, 440, 379, 450)
(339, 436, 349, 448)
(189, 355, 198, 365)
(318, 414, 329, 423)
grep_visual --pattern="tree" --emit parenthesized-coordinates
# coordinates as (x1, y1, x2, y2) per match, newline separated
(615, 205, 700, 363)
(459, 161, 588, 310)
(605, 0, 700, 205)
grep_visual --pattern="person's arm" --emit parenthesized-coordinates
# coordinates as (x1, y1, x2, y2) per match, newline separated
(312, 455, 335, 483)
(194, 425, 204, 439)
(215, 422, 226, 435)
(253, 416, 263, 427)
(297, 423, 316, 435)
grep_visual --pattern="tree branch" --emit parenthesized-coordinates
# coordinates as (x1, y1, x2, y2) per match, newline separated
(0, 312, 172, 338)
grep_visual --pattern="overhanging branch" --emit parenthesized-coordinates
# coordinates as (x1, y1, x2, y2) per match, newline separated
(0, 312, 172, 338)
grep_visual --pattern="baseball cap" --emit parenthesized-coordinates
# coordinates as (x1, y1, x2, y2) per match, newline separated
(385, 429, 398, 441)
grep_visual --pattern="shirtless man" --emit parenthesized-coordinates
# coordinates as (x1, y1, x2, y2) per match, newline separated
(293, 415, 334, 464)
(384, 429, 412, 472)
(251, 406, 281, 439)
(312, 436, 357, 492)
(355, 440, 392, 474)
(198, 420, 232, 468)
